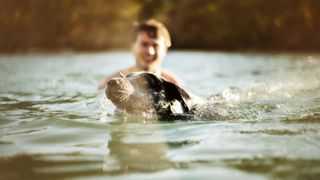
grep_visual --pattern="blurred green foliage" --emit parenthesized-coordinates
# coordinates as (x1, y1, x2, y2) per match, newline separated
(0, 0, 319, 52)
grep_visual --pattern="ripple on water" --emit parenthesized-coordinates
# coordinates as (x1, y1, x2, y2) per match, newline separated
(0, 52, 320, 179)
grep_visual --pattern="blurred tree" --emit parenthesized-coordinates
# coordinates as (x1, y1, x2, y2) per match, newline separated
(0, 0, 139, 51)
(0, 0, 319, 52)
(134, 0, 172, 22)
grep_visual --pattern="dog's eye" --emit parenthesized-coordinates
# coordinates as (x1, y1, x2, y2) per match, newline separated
(141, 80, 149, 86)
(132, 77, 148, 88)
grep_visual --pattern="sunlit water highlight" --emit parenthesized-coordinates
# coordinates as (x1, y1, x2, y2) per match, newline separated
(0, 51, 319, 179)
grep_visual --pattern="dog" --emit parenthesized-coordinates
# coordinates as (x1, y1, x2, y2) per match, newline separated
(105, 72, 204, 118)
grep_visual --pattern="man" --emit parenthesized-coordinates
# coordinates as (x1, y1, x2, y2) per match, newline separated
(98, 19, 183, 90)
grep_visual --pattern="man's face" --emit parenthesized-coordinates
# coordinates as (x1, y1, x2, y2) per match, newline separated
(132, 31, 168, 71)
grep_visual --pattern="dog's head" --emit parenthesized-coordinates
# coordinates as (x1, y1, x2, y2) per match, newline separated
(106, 72, 192, 116)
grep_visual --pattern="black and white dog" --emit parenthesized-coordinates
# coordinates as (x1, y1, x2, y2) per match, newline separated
(106, 72, 204, 118)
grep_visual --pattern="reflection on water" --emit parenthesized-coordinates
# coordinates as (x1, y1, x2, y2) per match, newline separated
(0, 154, 104, 179)
(0, 51, 319, 179)
(104, 123, 172, 174)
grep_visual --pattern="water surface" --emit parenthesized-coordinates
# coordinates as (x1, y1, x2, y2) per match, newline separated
(0, 51, 320, 179)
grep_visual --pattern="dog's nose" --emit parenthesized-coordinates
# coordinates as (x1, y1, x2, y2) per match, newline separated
(107, 79, 118, 86)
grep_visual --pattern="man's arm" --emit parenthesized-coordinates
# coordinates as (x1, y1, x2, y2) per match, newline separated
(161, 69, 184, 87)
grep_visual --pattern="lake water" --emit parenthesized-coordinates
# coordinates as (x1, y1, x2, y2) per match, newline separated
(0, 51, 319, 179)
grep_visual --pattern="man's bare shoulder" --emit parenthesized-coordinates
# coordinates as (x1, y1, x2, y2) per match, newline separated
(161, 69, 184, 86)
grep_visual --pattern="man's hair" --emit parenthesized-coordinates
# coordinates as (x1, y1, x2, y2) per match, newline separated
(132, 19, 171, 48)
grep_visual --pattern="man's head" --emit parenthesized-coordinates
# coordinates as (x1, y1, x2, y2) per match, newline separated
(131, 19, 171, 72)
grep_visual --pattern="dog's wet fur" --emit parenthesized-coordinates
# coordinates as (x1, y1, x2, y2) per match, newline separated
(106, 72, 203, 119)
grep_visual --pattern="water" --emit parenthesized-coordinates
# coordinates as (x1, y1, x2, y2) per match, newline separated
(0, 51, 320, 179)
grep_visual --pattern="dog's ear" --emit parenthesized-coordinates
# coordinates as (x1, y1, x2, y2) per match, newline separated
(162, 80, 192, 113)
(142, 73, 165, 92)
